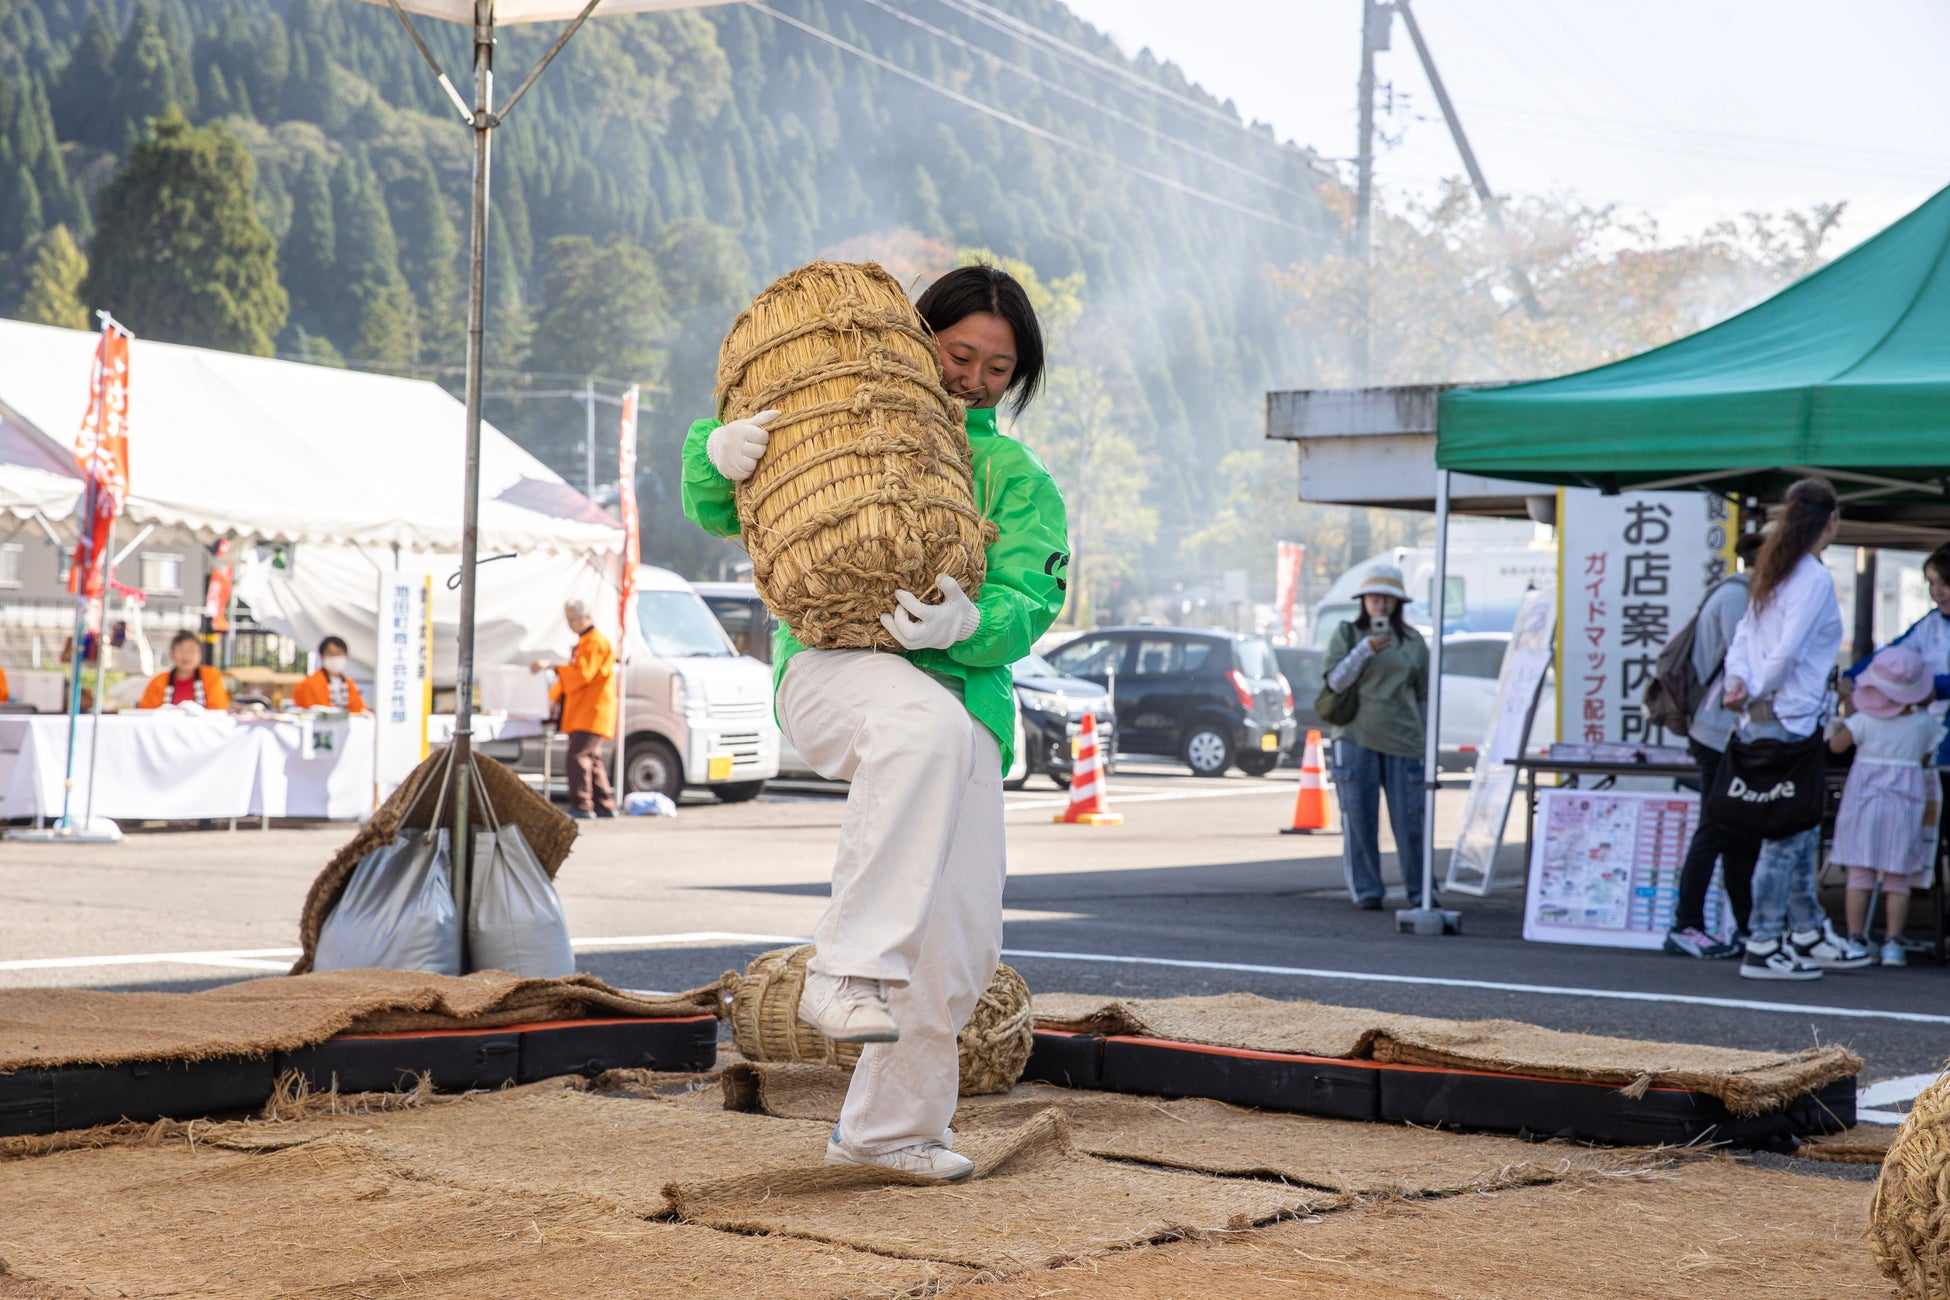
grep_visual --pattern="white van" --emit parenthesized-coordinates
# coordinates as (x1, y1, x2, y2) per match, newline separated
(487, 566, 780, 803)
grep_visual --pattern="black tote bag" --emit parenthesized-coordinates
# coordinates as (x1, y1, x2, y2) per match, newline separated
(1705, 732, 1826, 839)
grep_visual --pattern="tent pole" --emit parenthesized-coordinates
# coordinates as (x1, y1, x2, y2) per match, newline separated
(82, 517, 113, 829)
(1399, 468, 1457, 935)
(451, 0, 496, 967)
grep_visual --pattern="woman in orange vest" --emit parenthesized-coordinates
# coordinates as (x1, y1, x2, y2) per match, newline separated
(531, 599, 617, 819)
(139, 631, 231, 710)
(292, 636, 367, 712)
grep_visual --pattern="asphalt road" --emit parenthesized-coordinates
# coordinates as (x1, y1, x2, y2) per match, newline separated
(5, 760, 1945, 1087)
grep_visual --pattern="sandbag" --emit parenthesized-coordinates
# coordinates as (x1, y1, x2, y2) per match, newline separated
(313, 827, 461, 975)
(716, 260, 991, 650)
(468, 823, 575, 978)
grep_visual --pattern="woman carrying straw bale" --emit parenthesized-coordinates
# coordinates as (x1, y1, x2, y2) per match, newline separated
(681, 265, 1068, 1181)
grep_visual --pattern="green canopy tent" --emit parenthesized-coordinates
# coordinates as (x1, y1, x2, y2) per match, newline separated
(1389, 183, 1950, 936)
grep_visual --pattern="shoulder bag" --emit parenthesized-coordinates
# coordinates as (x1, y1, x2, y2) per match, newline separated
(1705, 728, 1826, 838)
(1314, 621, 1365, 727)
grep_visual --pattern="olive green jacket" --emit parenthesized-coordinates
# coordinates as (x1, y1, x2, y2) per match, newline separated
(1324, 619, 1430, 760)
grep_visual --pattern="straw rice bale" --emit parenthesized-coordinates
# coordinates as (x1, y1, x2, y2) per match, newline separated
(716, 260, 990, 649)
(938, 1157, 1884, 1300)
(723, 945, 1032, 1094)
(1034, 992, 1861, 1116)
(1872, 1068, 1950, 1297)
(664, 1108, 1322, 1273)
(0, 968, 716, 1073)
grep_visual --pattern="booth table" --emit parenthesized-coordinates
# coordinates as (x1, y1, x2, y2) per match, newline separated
(0, 713, 375, 824)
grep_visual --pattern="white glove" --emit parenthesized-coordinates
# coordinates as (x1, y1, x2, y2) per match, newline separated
(881, 574, 981, 651)
(706, 409, 780, 482)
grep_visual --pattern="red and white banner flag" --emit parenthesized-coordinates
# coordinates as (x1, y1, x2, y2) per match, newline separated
(617, 384, 641, 640)
(68, 321, 131, 599)
(1275, 541, 1306, 642)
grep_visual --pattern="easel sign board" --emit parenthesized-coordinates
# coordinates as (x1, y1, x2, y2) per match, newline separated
(1524, 788, 1732, 948)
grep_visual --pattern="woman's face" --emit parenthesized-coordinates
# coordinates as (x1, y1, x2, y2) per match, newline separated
(171, 640, 200, 673)
(1361, 593, 1398, 622)
(1928, 564, 1950, 616)
(935, 312, 1017, 410)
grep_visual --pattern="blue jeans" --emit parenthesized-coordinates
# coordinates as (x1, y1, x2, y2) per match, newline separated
(1748, 825, 1824, 944)
(1330, 737, 1430, 905)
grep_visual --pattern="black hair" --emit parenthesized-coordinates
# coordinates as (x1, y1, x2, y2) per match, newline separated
(169, 630, 200, 652)
(1750, 477, 1838, 612)
(1734, 530, 1766, 565)
(318, 636, 348, 657)
(914, 264, 1045, 418)
(1925, 542, 1950, 587)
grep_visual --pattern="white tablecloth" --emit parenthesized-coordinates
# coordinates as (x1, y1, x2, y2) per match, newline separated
(0, 712, 377, 823)
(426, 713, 544, 744)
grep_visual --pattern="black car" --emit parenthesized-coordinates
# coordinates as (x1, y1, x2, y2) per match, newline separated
(1009, 652, 1114, 790)
(1043, 627, 1295, 777)
(1272, 644, 1326, 763)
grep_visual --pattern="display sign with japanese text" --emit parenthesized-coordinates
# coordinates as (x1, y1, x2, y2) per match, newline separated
(1555, 488, 1738, 747)
(373, 572, 433, 799)
(1524, 788, 1735, 948)
(1445, 589, 1556, 896)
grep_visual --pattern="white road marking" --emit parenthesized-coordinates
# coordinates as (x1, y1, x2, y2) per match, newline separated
(1859, 1072, 1942, 1108)
(1856, 1109, 1911, 1126)
(995, 947, 1950, 1027)
(0, 947, 304, 972)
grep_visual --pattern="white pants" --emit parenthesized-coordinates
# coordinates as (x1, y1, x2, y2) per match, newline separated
(777, 649, 1006, 1155)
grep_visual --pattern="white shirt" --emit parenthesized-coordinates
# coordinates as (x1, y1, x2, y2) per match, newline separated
(1722, 553, 1843, 737)
(1842, 709, 1939, 765)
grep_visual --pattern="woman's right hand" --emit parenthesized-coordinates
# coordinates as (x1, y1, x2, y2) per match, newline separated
(706, 409, 780, 482)
(1366, 633, 1389, 653)
(1722, 677, 1749, 711)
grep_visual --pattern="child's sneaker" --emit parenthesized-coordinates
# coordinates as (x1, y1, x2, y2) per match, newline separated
(1739, 938, 1822, 981)
(1790, 920, 1875, 971)
(1881, 938, 1908, 967)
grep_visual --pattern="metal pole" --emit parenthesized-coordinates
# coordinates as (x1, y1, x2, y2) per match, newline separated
(1853, 546, 1878, 662)
(451, 0, 495, 963)
(82, 518, 113, 829)
(56, 473, 102, 830)
(1400, 468, 1456, 935)
(1352, 0, 1386, 385)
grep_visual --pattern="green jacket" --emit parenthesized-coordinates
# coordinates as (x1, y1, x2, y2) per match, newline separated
(1324, 618, 1429, 761)
(680, 404, 1070, 773)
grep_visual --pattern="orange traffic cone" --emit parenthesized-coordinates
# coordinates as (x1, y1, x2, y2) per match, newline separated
(1054, 712, 1123, 825)
(1282, 729, 1333, 834)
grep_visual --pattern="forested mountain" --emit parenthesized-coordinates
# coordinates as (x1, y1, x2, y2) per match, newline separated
(0, 0, 1337, 603)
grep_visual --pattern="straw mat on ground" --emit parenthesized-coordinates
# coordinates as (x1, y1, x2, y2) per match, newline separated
(939, 1157, 1883, 1300)
(1034, 992, 1859, 1116)
(665, 1107, 1325, 1273)
(0, 969, 716, 1072)
(0, 1137, 956, 1299)
(291, 748, 575, 975)
(719, 1063, 1666, 1195)
(1802, 1123, 1897, 1164)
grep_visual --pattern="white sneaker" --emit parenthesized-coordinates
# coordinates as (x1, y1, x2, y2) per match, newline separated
(1739, 938, 1822, 981)
(824, 1136, 975, 1181)
(1881, 938, 1909, 968)
(798, 971, 899, 1042)
(1791, 922, 1875, 971)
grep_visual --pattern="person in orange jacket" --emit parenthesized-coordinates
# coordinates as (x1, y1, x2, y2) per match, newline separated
(139, 631, 231, 710)
(531, 599, 617, 819)
(0, 665, 8, 703)
(292, 636, 368, 713)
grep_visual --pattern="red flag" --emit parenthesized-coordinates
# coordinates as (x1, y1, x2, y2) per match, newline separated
(1275, 542, 1305, 643)
(67, 322, 131, 599)
(617, 385, 641, 640)
(203, 537, 234, 632)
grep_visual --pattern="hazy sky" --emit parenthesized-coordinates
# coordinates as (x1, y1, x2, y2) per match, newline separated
(1054, 0, 1950, 249)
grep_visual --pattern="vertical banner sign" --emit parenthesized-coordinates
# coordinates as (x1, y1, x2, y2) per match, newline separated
(616, 384, 641, 639)
(1444, 589, 1558, 896)
(68, 323, 131, 599)
(1274, 542, 1305, 642)
(374, 572, 434, 798)
(1556, 488, 1737, 747)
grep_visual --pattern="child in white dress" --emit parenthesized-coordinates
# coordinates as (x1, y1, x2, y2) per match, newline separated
(1827, 645, 1941, 967)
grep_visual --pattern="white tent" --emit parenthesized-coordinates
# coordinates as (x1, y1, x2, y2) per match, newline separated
(0, 318, 622, 683)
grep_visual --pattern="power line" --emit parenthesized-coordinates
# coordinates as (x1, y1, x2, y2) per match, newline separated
(751, 3, 1310, 232)
(852, 0, 1319, 200)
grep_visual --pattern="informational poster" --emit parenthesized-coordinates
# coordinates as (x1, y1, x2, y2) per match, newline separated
(373, 572, 433, 800)
(1446, 589, 1556, 896)
(1556, 488, 1738, 747)
(1524, 789, 1733, 948)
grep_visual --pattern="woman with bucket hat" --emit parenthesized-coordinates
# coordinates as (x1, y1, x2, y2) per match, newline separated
(1320, 564, 1432, 909)
(1828, 645, 1942, 966)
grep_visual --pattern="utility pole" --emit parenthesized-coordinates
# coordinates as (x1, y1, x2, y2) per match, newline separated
(582, 377, 597, 499)
(1394, 0, 1545, 319)
(1352, 0, 1389, 387)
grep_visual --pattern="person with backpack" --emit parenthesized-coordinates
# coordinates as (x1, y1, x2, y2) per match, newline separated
(1663, 531, 1766, 959)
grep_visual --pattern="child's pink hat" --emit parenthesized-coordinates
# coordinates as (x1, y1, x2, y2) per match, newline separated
(1855, 645, 1935, 719)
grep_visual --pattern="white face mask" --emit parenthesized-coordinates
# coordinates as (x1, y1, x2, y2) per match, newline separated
(321, 656, 348, 675)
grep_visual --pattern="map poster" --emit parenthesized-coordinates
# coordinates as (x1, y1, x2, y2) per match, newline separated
(1524, 788, 1733, 948)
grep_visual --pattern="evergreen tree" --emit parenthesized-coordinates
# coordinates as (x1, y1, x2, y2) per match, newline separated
(525, 235, 664, 385)
(483, 219, 530, 372)
(82, 109, 287, 355)
(0, 165, 43, 254)
(330, 151, 417, 367)
(392, 157, 461, 365)
(278, 150, 335, 340)
(50, 8, 115, 148)
(15, 224, 90, 329)
(106, 2, 198, 149)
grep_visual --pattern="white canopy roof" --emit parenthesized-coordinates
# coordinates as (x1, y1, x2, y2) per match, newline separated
(364, 0, 744, 27)
(0, 319, 620, 556)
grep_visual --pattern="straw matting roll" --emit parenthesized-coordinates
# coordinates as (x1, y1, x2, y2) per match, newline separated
(721, 945, 1033, 1095)
(716, 260, 991, 650)
(1872, 1067, 1950, 1297)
